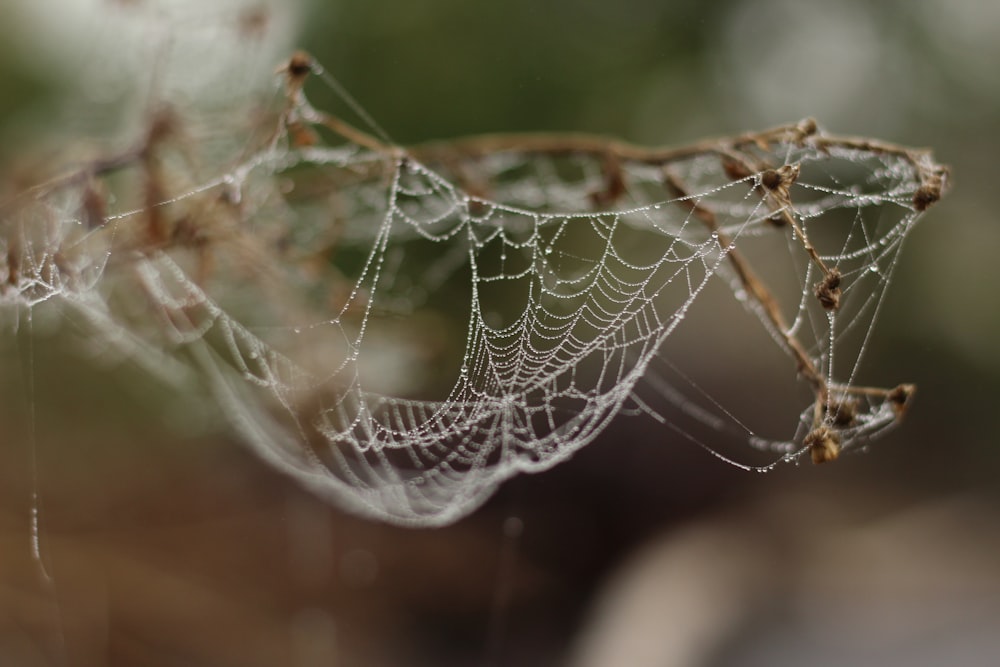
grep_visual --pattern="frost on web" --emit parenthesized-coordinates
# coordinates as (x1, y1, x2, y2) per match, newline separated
(0, 52, 949, 525)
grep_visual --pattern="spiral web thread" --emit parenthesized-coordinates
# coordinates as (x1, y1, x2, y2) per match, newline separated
(0, 53, 948, 525)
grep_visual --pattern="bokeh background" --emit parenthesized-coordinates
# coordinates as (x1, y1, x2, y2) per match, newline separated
(1, 0, 998, 665)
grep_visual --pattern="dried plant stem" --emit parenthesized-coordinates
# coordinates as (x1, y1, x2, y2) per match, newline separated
(3, 53, 946, 468)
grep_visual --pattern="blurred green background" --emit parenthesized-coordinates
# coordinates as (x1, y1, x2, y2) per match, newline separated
(1, 1, 998, 665)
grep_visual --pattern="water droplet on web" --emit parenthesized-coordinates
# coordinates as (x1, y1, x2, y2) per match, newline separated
(5, 74, 943, 530)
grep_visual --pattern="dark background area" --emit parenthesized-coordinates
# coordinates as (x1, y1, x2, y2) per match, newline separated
(1, 1, 998, 665)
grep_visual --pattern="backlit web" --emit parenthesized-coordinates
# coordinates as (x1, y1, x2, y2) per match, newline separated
(0, 51, 948, 525)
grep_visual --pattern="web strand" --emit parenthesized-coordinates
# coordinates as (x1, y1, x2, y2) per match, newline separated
(0, 53, 949, 525)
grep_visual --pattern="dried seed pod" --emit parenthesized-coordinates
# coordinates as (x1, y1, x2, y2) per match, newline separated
(806, 425, 840, 464)
(888, 384, 916, 419)
(828, 396, 858, 427)
(814, 269, 842, 310)
(913, 166, 948, 211)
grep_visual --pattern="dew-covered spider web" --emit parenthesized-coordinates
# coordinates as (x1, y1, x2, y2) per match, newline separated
(0, 51, 948, 525)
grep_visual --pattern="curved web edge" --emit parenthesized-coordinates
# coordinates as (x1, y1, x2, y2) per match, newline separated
(0, 54, 950, 526)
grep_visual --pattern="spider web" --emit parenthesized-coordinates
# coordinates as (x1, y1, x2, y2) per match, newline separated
(0, 53, 948, 526)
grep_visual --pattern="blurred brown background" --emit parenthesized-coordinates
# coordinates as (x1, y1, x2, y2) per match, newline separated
(1, 0, 998, 665)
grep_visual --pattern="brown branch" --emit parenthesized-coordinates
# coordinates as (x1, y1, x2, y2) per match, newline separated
(664, 170, 824, 392)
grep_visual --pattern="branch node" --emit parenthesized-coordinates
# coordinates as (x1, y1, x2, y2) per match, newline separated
(806, 425, 840, 464)
(814, 268, 842, 310)
(888, 383, 916, 419)
(913, 165, 948, 211)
